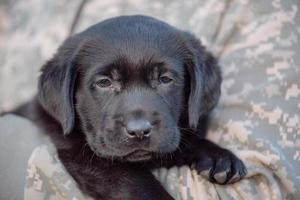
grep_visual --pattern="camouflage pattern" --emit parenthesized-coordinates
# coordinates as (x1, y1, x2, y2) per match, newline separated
(25, 144, 93, 200)
(0, 0, 299, 199)
(0, 0, 82, 112)
(25, 144, 298, 200)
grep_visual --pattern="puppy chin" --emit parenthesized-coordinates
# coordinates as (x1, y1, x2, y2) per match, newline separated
(123, 150, 153, 162)
(92, 147, 153, 162)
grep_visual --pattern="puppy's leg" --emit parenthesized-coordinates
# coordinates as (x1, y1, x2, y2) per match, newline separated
(149, 139, 246, 185)
(188, 139, 247, 184)
(59, 151, 174, 200)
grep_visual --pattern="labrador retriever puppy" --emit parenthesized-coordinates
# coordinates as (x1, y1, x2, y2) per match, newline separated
(12, 15, 246, 200)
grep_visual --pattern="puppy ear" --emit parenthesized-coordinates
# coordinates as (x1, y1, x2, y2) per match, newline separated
(38, 43, 80, 135)
(183, 33, 222, 130)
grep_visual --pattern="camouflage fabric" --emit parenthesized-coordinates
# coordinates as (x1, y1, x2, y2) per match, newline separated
(25, 144, 93, 200)
(25, 143, 297, 200)
(0, 0, 299, 199)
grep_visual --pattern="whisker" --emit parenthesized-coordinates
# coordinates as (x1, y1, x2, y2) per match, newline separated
(80, 142, 89, 157)
(176, 126, 198, 136)
(89, 151, 96, 165)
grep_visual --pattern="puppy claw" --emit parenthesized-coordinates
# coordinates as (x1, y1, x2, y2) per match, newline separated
(194, 149, 247, 184)
(200, 169, 211, 179)
(213, 171, 227, 184)
(228, 172, 240, 183)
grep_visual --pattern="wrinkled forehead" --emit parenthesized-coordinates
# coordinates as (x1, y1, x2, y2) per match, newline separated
(97, 56, 183, 79)
(79, 37, 186, 79)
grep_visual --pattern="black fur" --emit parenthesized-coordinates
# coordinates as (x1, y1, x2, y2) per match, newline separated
(9, 15, 246, 200)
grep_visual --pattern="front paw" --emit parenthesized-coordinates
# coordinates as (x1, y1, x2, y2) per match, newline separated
(193, 148, 247, 184)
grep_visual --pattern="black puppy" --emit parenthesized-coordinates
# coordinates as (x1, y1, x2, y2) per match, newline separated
(12, 15, 246, 199)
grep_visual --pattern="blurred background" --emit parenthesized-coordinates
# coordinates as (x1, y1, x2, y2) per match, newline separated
(0, 0, 299, 198)
(1, 0, 299, 112)
(0, 0, 227, 111)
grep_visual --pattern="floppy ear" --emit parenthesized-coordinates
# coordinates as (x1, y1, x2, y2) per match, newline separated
(183, 33, 222, 130)
(38, 43, 80, 135)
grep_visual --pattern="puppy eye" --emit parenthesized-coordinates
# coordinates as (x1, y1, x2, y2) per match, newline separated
(159, 76, 173, 84)
(95, 78, 112, 88)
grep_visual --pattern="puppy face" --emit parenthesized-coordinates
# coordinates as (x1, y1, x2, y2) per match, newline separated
(38, 15, 221, 162)
(76, 55, 185, 161)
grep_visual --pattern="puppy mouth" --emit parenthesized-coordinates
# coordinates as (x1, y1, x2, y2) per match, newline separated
(124, 150, 153, 162)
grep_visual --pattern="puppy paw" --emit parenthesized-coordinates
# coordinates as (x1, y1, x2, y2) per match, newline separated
(193, 149, 247, 184)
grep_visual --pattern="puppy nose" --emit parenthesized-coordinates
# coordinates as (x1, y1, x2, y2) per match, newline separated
(125, 119, 152, 139)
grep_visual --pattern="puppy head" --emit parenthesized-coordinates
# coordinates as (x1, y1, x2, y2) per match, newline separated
(38, 16, 221, 161)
